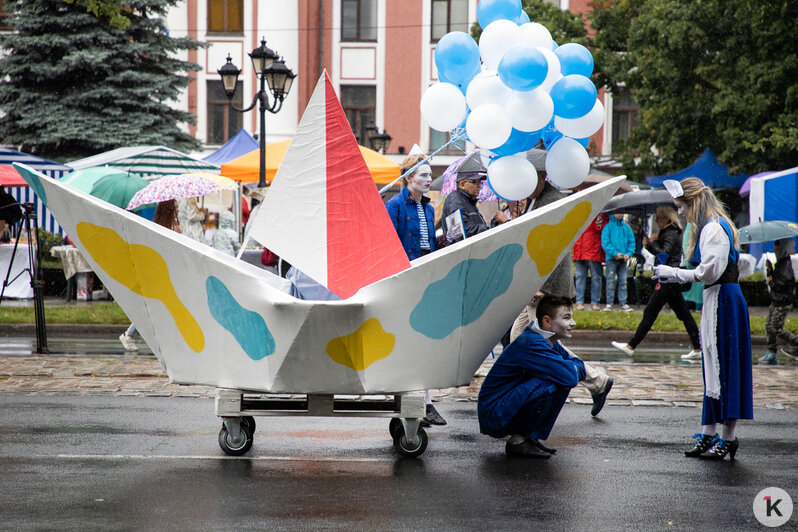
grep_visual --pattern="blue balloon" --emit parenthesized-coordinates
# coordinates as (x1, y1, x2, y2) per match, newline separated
(554, 43, 594, 77)
(439, 63, 479, 96)
(497, 46, 548, 91)
(435, 32, 481, 86)
(574, 137, 590, 148)
(516, 10, 530, 25)
(542, 121, 563, 150)
(477, 0, 522, 29)
(550, 75, 597, 119)
(491, 128, 542, 157)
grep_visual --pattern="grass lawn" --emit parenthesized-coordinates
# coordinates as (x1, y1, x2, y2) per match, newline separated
(2, 302, 797, 336)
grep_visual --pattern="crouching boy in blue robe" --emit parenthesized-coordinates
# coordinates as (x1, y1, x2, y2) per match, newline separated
(478, 296, 586, 458)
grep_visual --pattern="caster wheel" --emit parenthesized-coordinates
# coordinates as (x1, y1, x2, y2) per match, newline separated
(393, 426, 428, 458)
(389, 418, 402, 440)
(241, 416, 256, 434)
(218, 424, 253, 456)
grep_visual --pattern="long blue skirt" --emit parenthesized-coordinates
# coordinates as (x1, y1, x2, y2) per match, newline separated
(701, 283, 754, 425)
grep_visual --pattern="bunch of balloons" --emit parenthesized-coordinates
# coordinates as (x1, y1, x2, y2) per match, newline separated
(420, 0, 602, 201)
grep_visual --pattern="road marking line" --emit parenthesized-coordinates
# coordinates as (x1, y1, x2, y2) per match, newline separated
(43, 454, 388, 462)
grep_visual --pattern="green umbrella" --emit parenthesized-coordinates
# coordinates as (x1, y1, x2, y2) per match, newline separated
(60, 167, 130, 194)
(90, 174, 156, 212)
(738, 220, 798, 244)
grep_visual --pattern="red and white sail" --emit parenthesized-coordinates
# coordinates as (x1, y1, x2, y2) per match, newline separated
(247, 71, 410, 298)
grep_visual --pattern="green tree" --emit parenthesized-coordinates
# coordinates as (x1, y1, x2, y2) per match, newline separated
(0, 0, 206, 161)
(590, 0, 798, 178)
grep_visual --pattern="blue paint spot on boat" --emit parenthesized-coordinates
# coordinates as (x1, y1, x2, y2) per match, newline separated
(12, 163, 47, 206)
(206, 276, 275, 360)
(410, 244, 523, 339)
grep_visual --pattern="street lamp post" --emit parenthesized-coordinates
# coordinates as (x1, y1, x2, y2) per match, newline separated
(217, 38, 296, 189)
(364, 121, 392, 154)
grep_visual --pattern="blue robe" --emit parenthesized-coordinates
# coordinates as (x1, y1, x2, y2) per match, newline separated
(478, 327, 585, 440)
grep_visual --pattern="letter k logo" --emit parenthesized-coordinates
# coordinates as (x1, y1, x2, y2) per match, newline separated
(765, 496, 783, 517)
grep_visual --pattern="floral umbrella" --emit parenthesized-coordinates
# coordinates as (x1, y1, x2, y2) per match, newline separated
(126, 174, 219, 210)
(438, 151, 498, 202)
(180, 172, 239, 190)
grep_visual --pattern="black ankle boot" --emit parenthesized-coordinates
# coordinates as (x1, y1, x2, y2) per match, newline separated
(702, 437, 739, 460)
(684, 433, 715, 457)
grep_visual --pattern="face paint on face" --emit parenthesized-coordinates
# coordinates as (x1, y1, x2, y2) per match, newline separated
(408, 164, 432, 194)
(549, 307, 576, 340)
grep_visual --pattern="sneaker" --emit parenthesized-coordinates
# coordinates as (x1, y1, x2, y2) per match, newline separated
(576, 303, 585, 310)
(591, 305, 601, 311)
(778, 347, 798, 361)
(681, 349, 702, 360)
(619, 304, 633, 312)
(758, 352, 778, 365)
(611, 341, 634, 356)
(602, 304, 613, 312)
(423, 403, 447, 426)
(119, 333, 138, 352)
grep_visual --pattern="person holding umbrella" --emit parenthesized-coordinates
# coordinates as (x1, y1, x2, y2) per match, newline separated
(759, 237, 798, 364)
(653, 177, 753, 460)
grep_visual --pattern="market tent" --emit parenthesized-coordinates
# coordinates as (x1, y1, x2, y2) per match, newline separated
(67, 146, 219, 179)
(746, 166, 798, 258)
(221, 139, 401, 184)
(0, 147, 73, 234)
(203, 129, 259, 165)
(646, 148, 748, 189)
(0, 165, 27, 187)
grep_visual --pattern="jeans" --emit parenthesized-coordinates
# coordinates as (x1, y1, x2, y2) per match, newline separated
(574, 260, 603, 305)
(604, 259, 627, 305)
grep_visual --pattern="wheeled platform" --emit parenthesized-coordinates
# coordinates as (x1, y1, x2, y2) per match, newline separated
(215, 389, 429, 458)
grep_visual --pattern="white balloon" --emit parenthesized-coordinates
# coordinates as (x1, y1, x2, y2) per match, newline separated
(554, 99, 605, 138)
(519, 22, 553, 50)
(478, 20, 523, 71)
(420, 82, 467, 132)
(466, 103, 512, 149)
(536, 46, 562, 92)
(466, 70, 512, 110)
(504, 88, 554, 132)
(487, 156, 538, 201)
(545, 137, 590, 189)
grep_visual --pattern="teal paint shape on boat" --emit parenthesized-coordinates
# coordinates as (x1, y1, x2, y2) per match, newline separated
(410, 244, 523, 339)
(206, 276, 275, 360)
(12, 163, 47, 206)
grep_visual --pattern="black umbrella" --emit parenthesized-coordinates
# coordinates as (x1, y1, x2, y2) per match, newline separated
(601, 189, 675, 215)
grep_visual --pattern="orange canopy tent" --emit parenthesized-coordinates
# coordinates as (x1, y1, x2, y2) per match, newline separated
(220, 139, 401, 185)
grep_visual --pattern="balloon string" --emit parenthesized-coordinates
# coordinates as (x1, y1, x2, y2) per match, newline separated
(378, 130, 468, 195)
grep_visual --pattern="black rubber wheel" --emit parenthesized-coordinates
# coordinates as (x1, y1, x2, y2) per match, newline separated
(218, 424, 253, 456)
(388, 418, 402, 440)
(241, 416, 256, 434)
(393, 426, 428, 458)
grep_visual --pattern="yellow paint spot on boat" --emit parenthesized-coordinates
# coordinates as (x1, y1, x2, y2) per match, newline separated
(326, 318, 395, 371)
(527, 201, 592, 276)
(76, 222, 204, 353)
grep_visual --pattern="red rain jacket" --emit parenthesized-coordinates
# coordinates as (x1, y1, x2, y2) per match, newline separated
(572, 213, 608, 262)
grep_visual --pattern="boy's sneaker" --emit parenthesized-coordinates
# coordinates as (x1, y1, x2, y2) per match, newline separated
(778, 347, 798, 360)
(119, 333, 138, 352)
(619, 304, 633, 312)
(681, 349, 702, 360)
(758, 352, 778, 365)
(602, 305, 613, 312)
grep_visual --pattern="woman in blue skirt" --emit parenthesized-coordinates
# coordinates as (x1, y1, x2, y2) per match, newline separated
(653, 177, 753, 460)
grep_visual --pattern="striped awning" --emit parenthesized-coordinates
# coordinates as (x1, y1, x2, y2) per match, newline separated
(0, 147, 73, 174)
(67, 146, 220, 180)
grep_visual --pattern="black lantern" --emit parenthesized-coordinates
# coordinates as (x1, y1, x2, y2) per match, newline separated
(217, 55, 241, 99)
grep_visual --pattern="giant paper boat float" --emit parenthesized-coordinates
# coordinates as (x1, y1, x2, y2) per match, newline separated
(15, 72, 624, 456)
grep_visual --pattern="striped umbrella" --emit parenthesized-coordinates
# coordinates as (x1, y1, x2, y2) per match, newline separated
(126, 174, 219, 210)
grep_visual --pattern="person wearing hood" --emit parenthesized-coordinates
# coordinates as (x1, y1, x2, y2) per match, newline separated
(177, 197, 206, 244)
(441, 152, 507, 241)
(385, 153, 437, 260)
(759, 237, 798, 364)
(213, 210, 241, 256)
(601, 213, 636, 312)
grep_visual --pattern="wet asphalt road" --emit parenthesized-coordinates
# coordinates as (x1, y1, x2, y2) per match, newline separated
(0, 396, 796, 530)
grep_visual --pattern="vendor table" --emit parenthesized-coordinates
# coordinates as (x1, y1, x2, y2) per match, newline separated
(50, 245, 94, 300)
(0, 243, 34, 299)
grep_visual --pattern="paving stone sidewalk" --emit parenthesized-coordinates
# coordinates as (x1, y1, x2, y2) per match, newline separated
(0, 355, 794, 410)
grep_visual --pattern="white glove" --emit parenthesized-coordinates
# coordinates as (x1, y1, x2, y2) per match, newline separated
(653, 264, 691, 284)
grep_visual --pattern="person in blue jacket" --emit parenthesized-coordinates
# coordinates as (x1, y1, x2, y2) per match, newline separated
(478, 296, 586, 458)
(601, 213, 636, 312)
(385, 153, 436, 261)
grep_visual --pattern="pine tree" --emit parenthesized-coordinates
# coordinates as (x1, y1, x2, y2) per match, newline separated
(0, 0, 206, 161)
